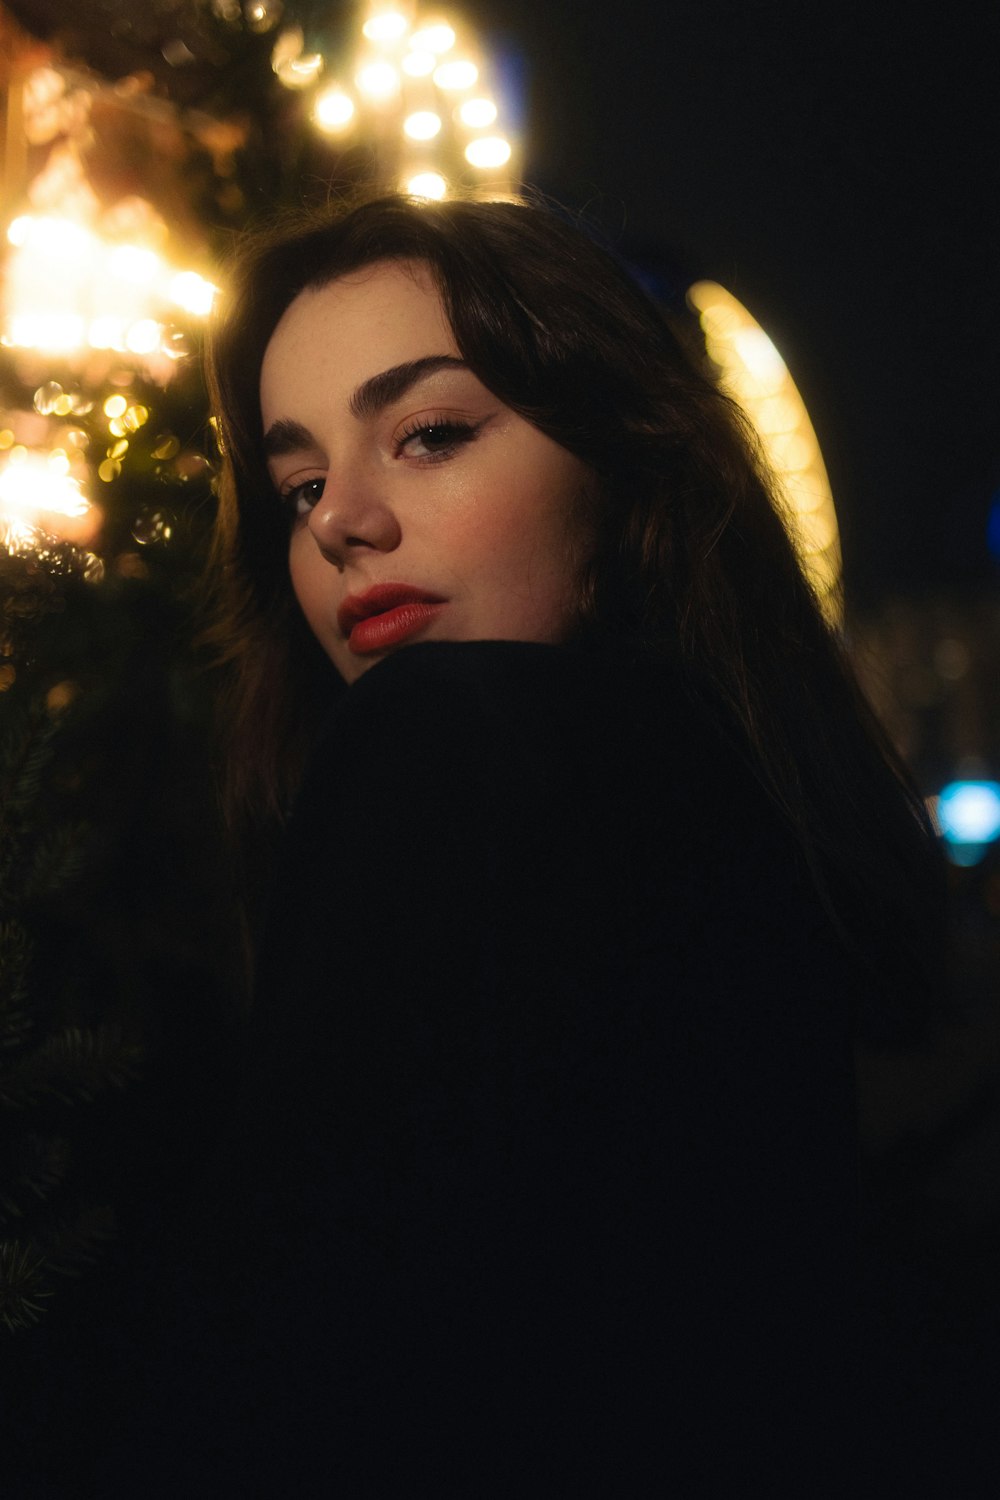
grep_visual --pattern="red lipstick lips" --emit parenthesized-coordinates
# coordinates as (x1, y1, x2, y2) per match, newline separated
(337, 583, 447, 654)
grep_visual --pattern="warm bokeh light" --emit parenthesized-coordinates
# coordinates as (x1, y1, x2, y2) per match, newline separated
(406, 171, 448, 200)
(314, 89, 356, 132)
(404, 111, 443, 141)
(464, 136, 512, 169)
(434, 59, 478, 90)
(2, 214, 218, 359)
(356, 60, 400, 100)
(458, 98, 497, 127)
(363, 11, 409, 43)
(110, 245, 161, 285)
(687, 280, 842, 622)
(0, 450, 99, 548)
(168, 271, 218, 316)
(402, 49, 437, 76)
(103, 395, 127, 419)
(411, 23, 456, 53)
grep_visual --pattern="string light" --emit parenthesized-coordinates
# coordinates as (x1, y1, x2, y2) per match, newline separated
(687, 281, 842, 621)
(406, 171, 448, 200)
(314, 90, 356, 132)
(404, 111, 443, 141)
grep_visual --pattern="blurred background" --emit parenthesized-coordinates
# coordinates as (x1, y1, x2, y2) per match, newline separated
(0, 0, 996, 1474)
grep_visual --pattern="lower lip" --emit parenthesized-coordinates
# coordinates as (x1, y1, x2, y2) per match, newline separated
(347, 601, 446, 654)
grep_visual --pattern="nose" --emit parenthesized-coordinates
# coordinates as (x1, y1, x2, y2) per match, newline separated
(305, 467, 402, 570)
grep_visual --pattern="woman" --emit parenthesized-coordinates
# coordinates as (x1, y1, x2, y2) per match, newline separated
(113, 194, 941, 1493)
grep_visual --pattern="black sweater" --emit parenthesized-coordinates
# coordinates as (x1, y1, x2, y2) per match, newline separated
(17, 641, 865, 1494)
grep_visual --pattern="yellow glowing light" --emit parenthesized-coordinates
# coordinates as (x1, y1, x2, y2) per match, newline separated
(103, 394, 128, 419)
(7, 216, 31, 247)
(47, 450, 71, 476)
(124, 404, 150, 432)
(406, 171, 448, 200)
(404, 111, 442, 141)
(6, 314, 85, 351)
(687, 279, 842, 623)
(108, 417, 128, 438)
(0, 454, 90, 517)
(168, 271, 218, 317)
(363, 11, 409, 42)
(108, 439, 129, 460)
(0, 430, 13, 450)
(314, 89, 356, 131)
(88, 316, 126, 350)
(458, 97, 497, 127)
(434, 60, 478, 90)
(110, 245, 161, 285)
(465, 136, 512, 169)
(276, 51, 324, 87)
(98, 459, 121, 483)
(356, 60, 400, 99)
(402, 49, 436, 76)
(412, 23, 455, 53)
(125, 319, 162, 355)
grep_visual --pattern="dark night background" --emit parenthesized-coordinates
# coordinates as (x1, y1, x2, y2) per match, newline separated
(471, 0, 998, 608)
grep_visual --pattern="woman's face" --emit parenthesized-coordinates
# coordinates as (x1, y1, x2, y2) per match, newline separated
(259, 259, 595, 684)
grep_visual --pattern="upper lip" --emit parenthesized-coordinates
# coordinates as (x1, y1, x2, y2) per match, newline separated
(337, 583, 447, 636)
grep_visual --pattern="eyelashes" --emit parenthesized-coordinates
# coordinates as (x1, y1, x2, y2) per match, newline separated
(277, 416, 482, 517)
(394, 416, 480, 461)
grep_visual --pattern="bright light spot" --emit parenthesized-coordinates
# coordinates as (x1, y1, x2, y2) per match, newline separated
(0, 454, 90, 517)
(458, 97, 497, 127)
(125, 319, 162, 354)
(412, 24, 456, 53)
(108, 439, 129, 460)
(7, 314, 85, 351)
(275, 49, 323, 87)
(733, 327, 786, 388)
(363, 11, 409, 42)
(103, 394, 128, 419)
(169, 271, 218, 316)
(124, 404, 150, 432)
(48, 450, 71, 476)
(88, 316, 126, 350)
(98, 459, 120, 483)
(356, 60, 399, 100)
(465, 136, 512, 168)
(314, 89, 355, 132)
(434, 59, 478, 90)
(7, 216, 32, 247)
(404, 110, 442, 141)
(937, 781, 1000, 845)
(110, 245, 161, 284)
(406, 171, 448, 200)
(402, 49, 436, 76)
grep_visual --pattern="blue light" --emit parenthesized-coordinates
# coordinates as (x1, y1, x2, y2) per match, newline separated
(937, 781, 1000, 845)
(988, 493, 1000, 560)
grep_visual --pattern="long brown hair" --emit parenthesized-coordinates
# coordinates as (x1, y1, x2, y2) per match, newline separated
(205, 191, 945, 1018)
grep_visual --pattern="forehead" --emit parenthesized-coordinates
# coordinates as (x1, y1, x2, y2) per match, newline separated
(259, 259, 458, 419)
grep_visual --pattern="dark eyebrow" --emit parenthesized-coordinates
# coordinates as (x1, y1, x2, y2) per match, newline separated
(262, 418, 315, 460)
(348, 355, 469, 420)
(262, 355, 470, 461)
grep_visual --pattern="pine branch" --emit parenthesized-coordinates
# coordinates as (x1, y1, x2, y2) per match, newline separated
(0, 1132, 72, 1227)
(0, 1239, 54, 1332)
(0, 1025, 144, 1110)
(0, 918, 32, 1050)
(24, 822, 91, 903)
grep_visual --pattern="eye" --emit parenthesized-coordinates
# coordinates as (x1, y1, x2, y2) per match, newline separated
(396, 418, 478, 462)
(282, 476, 325, 517)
